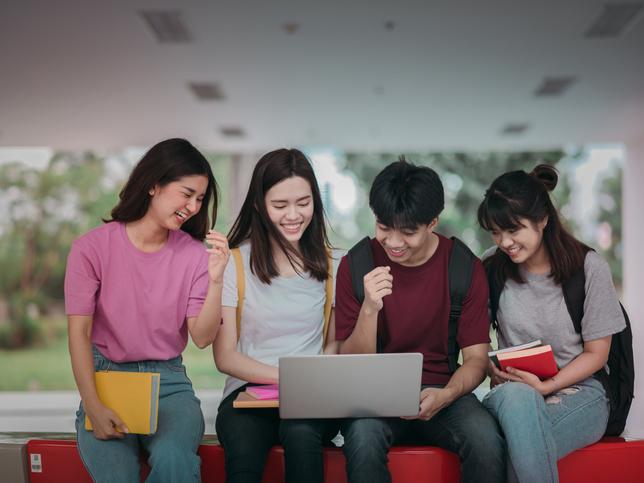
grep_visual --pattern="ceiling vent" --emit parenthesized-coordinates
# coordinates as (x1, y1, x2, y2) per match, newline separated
(501, 123, 530, 135)
(220, 127, 245, 138)
(140, 10, 192, 43)
(189, 82, 225, 101)
(585, 3, 644, 38)
(534, 76, 577, 97)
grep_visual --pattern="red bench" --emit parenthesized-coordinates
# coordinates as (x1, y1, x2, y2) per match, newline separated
(26, 437, 644, 482)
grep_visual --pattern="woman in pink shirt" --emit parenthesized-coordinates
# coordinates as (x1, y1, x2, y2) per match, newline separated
(65, 138, 229, 482)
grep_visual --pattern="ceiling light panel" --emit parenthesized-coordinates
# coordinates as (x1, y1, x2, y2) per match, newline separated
(140, 10, 191, 43)
(501, 123, 530, 135)
(585, 3, 644, 38)
(534, 76, 577, 97)
(220, 127, 245, 138)
(189, 82, 225, 101)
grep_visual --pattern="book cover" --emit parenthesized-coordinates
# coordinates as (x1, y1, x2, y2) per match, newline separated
(233, 391, 280, 408)
(85, 371, 160, 435)
(245, 384, 279, 400)
(495, 345, 558, 379)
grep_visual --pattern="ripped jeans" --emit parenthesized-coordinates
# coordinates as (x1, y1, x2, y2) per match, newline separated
(482, 376, 609, 483)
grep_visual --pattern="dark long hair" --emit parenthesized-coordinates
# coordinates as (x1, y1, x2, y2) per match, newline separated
(107, 138, 218, 240)
(477, 164, 590, 287)
(228, 148, 330, 284)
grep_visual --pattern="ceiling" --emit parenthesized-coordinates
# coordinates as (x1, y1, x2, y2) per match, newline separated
(1, 0, 643, 152)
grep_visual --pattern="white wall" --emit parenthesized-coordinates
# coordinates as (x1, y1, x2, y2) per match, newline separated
(623, 137, 644, 439)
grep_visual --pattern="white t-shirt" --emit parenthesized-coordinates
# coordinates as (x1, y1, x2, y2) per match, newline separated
(221, 241, 344, 399)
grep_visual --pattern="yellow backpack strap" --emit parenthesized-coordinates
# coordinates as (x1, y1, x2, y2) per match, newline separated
(231, 248, 245, 342)
(322, 249, 333, 343)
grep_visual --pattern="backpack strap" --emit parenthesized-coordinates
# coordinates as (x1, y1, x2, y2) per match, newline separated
(322, 249, 334, 344)
(348, 236, 374, 305)
(347, 236, 380, 351)
(234, 247, 334, 344)
(562, 263, 586, 334)
(232, 247, 245, 342)
(447, 237, 476, 373)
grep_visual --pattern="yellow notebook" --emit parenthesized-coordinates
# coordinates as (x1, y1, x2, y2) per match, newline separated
(85, 371, 161, 435)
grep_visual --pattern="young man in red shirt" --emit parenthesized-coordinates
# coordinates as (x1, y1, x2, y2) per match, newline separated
(334, 158, 505, 483)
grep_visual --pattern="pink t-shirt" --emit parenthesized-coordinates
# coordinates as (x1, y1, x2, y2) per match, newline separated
(64, 221, 209, 362)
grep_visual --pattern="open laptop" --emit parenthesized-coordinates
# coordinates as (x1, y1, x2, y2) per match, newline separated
(278, 353, 422, 419)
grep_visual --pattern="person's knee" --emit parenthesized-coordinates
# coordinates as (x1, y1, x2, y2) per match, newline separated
(279, 420, 322, 447)
(342, 419, 392, 456)
(484, 382, 542, 419)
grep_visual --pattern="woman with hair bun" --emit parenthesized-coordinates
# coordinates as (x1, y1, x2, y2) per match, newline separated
(477, 165, 625, 483)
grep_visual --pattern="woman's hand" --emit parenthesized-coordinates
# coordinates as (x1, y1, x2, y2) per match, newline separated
(503, 367, 555, 395)
(488, 360, 509, 388)
(85, 402, 129, 440)
(205, 230, 230, 284)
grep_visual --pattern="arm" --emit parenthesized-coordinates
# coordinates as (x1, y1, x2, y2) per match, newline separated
(502, 336, 610, 395)
(186, 230, 229, 348)
(323, 309, 339, 354)
(67, 315, 128, 439)
(338, 266, 392, 354)
(407, 343, 489, 421)
(212, 306, 279, 384)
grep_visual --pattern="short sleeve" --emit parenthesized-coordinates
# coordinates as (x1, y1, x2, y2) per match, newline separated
(64, 240, 100, 315)
(455, 258, 492, 349)
(581, 252, 626, 341)
(186, 249, 209, 318)
(333, 255, 362, 340)
(222, 251, 239, 308)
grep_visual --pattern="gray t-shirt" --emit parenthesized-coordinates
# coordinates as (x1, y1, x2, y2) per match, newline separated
(221, 241, 344, 399)
(485, 249, 625, 368)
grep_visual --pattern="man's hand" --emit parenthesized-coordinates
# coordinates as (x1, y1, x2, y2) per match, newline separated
(362, 266, 392, 313)
(85, 402, 129, 440)
(402, 387, 449, 421)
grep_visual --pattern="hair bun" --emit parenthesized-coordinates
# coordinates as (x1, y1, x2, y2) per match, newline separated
(530, 164, 558, 192)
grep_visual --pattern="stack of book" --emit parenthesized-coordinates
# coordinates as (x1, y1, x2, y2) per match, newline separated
(488, 340, 558, 379)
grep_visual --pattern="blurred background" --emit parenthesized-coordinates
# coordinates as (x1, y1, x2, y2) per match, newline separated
(0, 1, 643, 436)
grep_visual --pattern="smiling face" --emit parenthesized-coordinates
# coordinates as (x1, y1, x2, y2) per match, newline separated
(265, 175, 314, 248)
(375, 219, 437, 266)
(147, 174, 209, 231)
(491, 217, 548, 266)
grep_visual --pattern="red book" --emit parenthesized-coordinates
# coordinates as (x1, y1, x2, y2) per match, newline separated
(495, 345, 558, 379)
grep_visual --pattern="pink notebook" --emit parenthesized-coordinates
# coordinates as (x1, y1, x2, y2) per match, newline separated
(246, 384, 279, 400)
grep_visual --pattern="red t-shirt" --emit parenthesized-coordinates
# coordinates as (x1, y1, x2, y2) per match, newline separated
(335, 234, 490, 386)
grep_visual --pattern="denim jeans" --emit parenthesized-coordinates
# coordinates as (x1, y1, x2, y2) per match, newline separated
(215, 385, 340, 483)
(340, 392, 506, 483)
(482, 376, 609, 483)
(75, 347, 205, 483)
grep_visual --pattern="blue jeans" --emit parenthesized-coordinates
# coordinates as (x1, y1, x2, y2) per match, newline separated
(76, 347, 205, 483)
(340, 392, 505, 483)
(216, 385, 340, 483)
(482, 377, 609, 483)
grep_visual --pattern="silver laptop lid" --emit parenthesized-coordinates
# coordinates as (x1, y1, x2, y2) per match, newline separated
(278, 353, 422, 419)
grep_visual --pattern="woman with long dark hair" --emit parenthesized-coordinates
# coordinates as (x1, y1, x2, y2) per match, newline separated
(213, 148, 342, 483)
(477, 165, 625, 483)
(65, 138, 229, 482)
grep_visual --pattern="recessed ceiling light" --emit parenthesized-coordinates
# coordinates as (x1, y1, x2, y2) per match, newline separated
(139, 10, 191, 43)
(188, 82, 225, 101)
(220, 127, 245, 138)
(384, 20, 396, 31)
(534, 77, 577, 97)
(501, 123, 530, 135)
(585, 3, 644, 38)
(282, 22, 299, 34)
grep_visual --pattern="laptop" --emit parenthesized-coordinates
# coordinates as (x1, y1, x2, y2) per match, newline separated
(278, 352, 423, 419)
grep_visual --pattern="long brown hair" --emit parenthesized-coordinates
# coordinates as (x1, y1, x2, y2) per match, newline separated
(228, 148, 330, 284)
(477, 164, 590, 288)
(107, 138, 218, 240)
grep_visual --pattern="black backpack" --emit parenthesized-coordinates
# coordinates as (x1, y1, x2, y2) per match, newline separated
(347, 236, 476, 373)
(487, 252, 635, 436)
